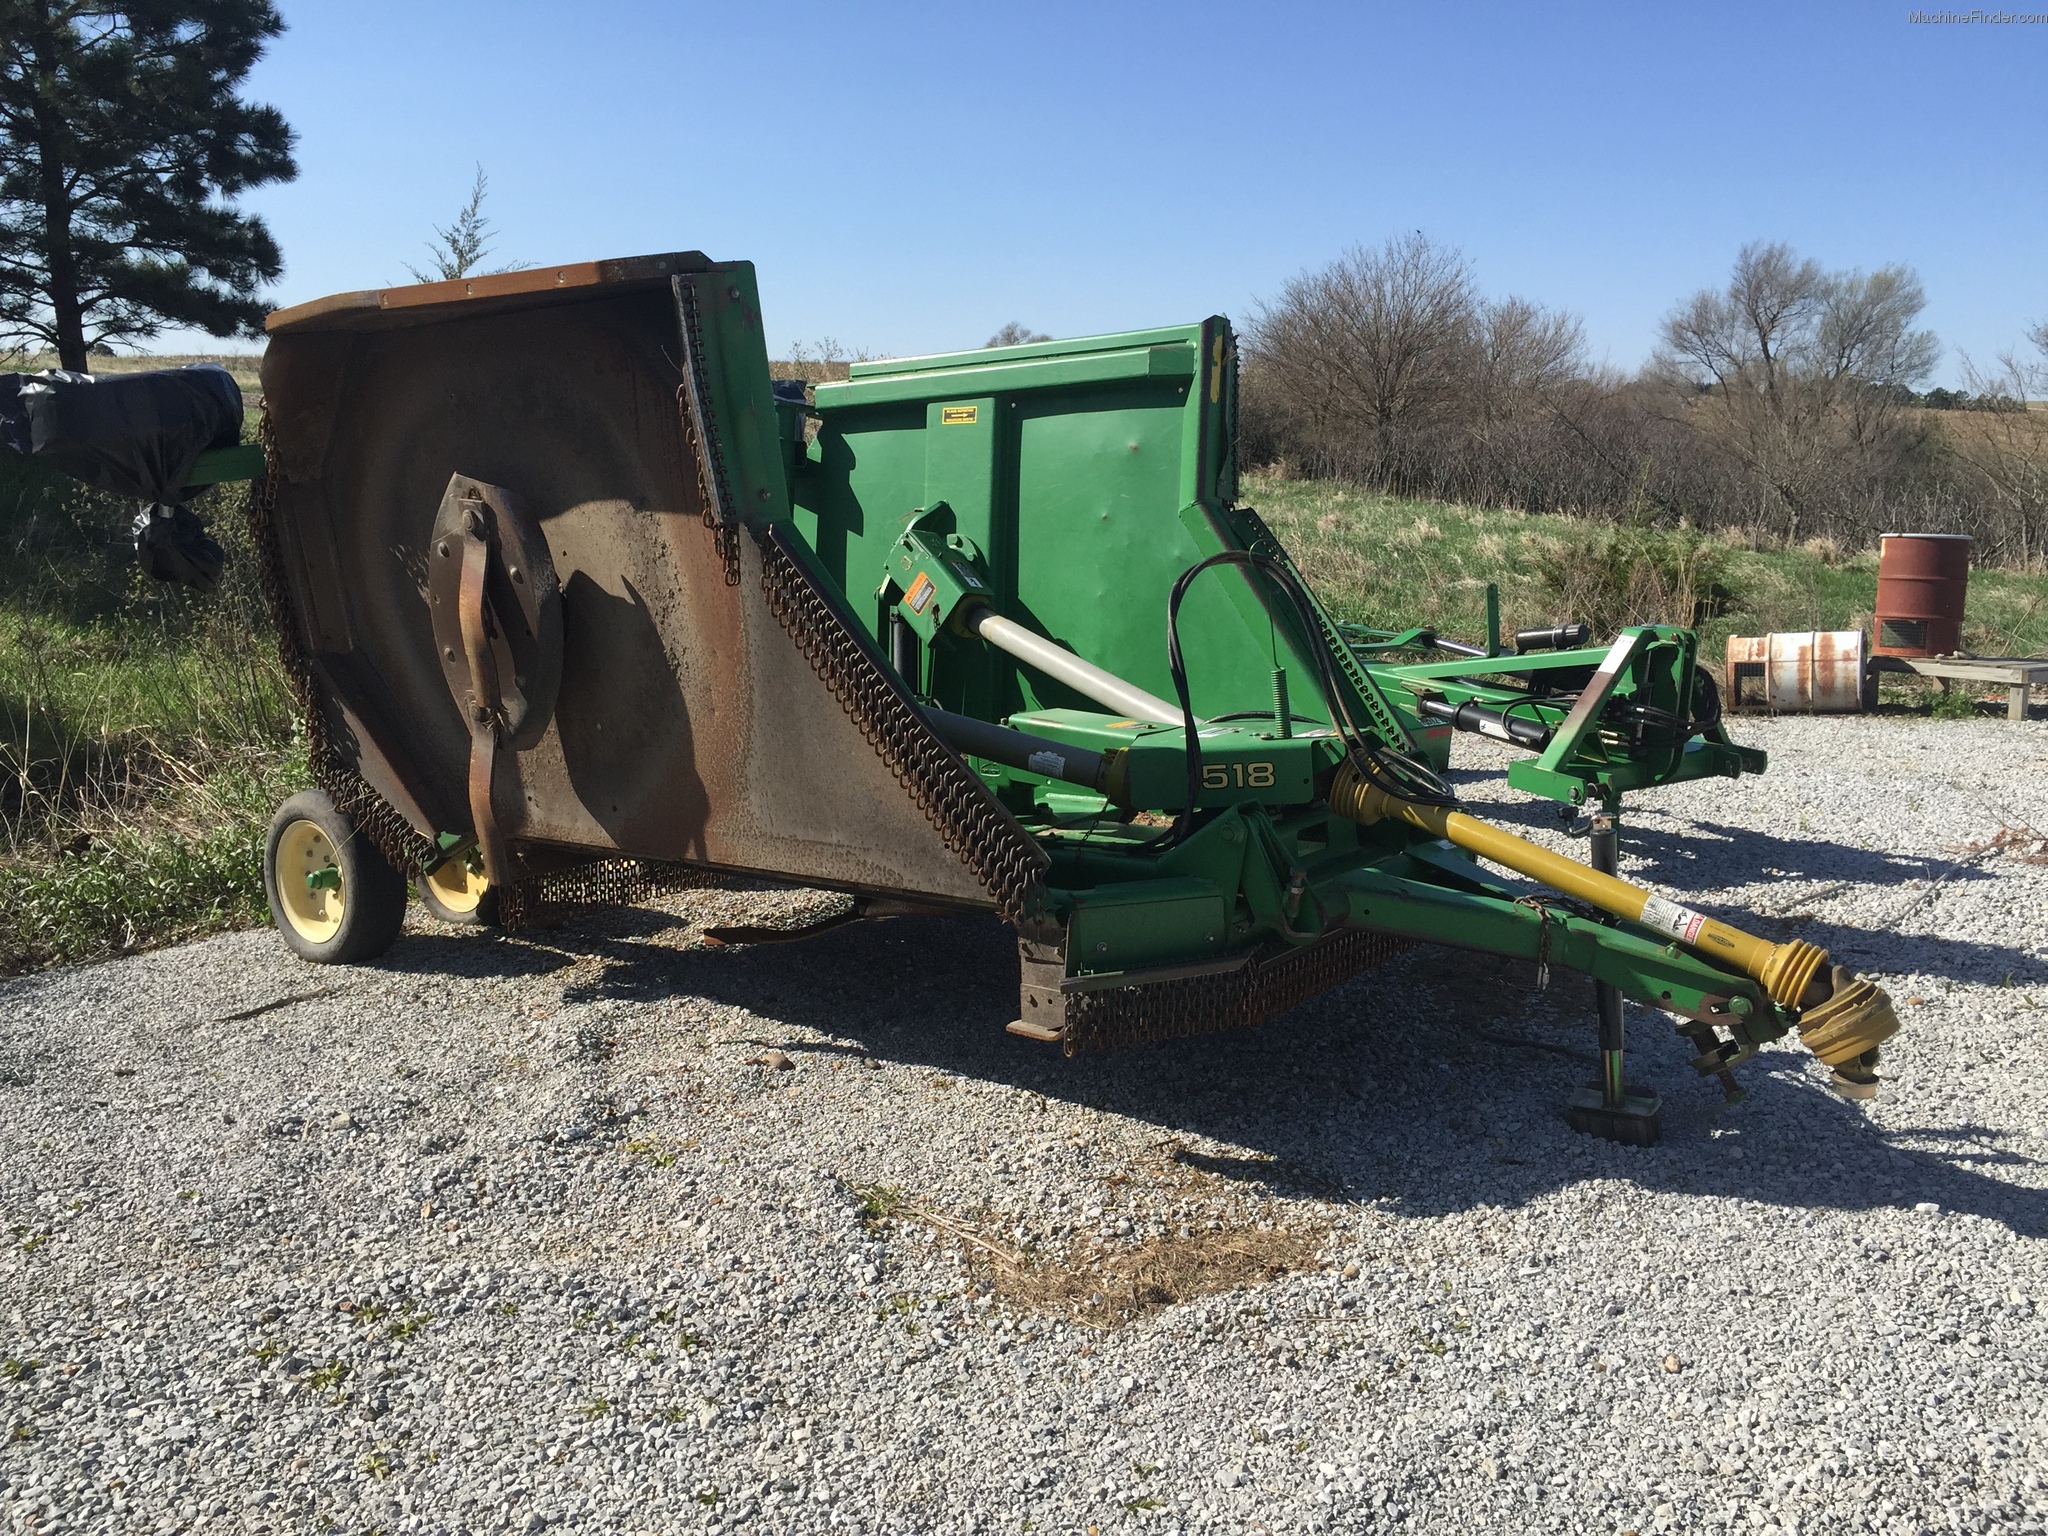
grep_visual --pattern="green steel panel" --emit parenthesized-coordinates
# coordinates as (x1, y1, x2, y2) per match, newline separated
(799, 319, 1347, 726)
(792, 402, 925, 606)
(847, 325, 1206, 379)
(924, 398, 1002, 583)
(185, 442, 266, 486)
(1066, 877, 1230, 974)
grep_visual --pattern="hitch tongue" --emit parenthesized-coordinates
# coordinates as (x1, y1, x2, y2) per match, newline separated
(1328, 763, 1901, 1094)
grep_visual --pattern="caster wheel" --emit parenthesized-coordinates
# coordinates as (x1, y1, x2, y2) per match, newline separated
(418, 853, 500, 927)
(263, 789, 408, 964)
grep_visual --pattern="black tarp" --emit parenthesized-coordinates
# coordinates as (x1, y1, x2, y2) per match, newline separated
(0, 364, 243, 590)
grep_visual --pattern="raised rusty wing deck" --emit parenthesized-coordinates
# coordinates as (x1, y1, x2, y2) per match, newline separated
(260, 254, 1036, 911)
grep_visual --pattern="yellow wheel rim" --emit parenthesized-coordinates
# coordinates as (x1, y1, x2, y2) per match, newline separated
(276, 819, 344, 943)
(424, 855, 489, 916)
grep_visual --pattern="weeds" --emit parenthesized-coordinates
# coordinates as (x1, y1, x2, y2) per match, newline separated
(1929, 687, 1982, 721)
(1, 442, 305, 975)
(625, 1137, 677, 1169)
(1407, 1325, 1447, 1356)
(1250, 472, 2048, 658)
(1949, 820, 2048, 864)
(1525, 523, 1734, 637)
(852, 1183, 905, 1229)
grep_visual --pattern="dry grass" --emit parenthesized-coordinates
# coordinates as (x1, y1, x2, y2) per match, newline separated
(8, 350, 262, 396)
(1947, 821, 2048, 865)
(894, 1199, 1327, 1328)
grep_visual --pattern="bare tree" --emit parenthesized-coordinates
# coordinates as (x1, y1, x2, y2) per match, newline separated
(1471, 297, 1583, 415)
(1949, 322, 2048, 569)
(1660, 243, 1825, 399)
(1240, 235, 1969, 555)
(1654, 242, 1938, 543)
(986, 322, 1051, 347)
(1247, 233, 1480, 482)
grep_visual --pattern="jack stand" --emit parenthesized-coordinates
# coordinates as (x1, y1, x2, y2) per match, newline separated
(1567, 810, 1662, 1146)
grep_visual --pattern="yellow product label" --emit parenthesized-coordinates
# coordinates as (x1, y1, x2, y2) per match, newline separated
(940, 405, 979, 426)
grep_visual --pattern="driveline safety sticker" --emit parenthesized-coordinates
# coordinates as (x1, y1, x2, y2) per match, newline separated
(904, 572, 936, 614)
(1026, 750, 1067, 778)
(1639, 894, 1708, 945)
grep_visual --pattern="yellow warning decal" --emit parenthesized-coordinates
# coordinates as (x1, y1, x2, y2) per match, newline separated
(940, 405, 979, 426)
(904, 572, 936, 614)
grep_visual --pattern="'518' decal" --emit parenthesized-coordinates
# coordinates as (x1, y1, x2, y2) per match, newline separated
(1202, 762, 1276, 789)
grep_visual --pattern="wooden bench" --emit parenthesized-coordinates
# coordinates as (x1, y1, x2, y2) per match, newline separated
(1870, 655, 2048, 722)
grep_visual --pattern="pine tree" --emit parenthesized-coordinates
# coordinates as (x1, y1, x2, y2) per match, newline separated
(406, 166, 520, 284)
(0, 1, 296, 370)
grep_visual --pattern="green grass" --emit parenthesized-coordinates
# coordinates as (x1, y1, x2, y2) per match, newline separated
(0, 443, 304, 974)
(1246, 471, 2048, 660)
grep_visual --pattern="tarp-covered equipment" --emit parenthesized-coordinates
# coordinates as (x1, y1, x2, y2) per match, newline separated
(0, 363, 242, 590)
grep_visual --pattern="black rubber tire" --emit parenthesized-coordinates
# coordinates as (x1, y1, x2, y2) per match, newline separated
(263, 789, 408, 964)
(416, 862, 501, 927)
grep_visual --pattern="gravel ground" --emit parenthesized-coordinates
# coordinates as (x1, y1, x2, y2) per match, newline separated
(2, 714, 2045, 1536)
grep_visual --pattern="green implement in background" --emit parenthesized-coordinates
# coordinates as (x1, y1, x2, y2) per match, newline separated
(1351, 615, 1767, 811)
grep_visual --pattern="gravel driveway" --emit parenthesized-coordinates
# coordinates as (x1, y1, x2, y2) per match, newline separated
(2, 715, 2044, 1536)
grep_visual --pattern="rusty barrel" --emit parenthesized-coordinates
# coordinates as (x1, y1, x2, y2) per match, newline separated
(1875, 533, 1971, 656)
(1724, 631, 1867, 712)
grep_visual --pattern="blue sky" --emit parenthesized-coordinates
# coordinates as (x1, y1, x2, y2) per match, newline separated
(186, 1, 2045, 385)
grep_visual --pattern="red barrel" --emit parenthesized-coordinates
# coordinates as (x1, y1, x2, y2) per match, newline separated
(1875, 533, 1971, 656)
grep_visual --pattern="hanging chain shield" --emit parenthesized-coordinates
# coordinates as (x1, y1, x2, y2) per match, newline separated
(751, 520, 1050, 925)
(249, 408, 441, 880)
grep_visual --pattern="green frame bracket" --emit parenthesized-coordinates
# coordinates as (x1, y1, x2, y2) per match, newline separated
(183, 442, 267, 488)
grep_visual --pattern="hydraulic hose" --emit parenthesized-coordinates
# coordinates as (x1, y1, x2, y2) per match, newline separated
(924, 707, 1122, 800)
(1327, 761, 1900, 1085)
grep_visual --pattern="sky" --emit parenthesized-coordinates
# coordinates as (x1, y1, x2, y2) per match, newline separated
(165, 1, 2046, 387)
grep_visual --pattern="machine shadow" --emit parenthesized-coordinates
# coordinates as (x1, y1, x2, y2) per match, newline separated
(388, 909, 2048, 1240)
